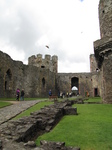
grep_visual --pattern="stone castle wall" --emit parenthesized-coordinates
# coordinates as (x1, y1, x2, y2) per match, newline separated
(28, 54, 58, 73)
(99, 0, 112, 38)
(57, 72, 100, 97)
(1, 0, 112, 101)
(0, 50, 100, 98)
(90, 54, 98, 72)
(94, 0, 112, 103)
(0, 51, 56, 98)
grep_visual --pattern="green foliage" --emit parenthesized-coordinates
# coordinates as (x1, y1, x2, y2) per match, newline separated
(36, 103, 112, 150)
(0, 101, 12, 108)
(13, 101, 53, 120)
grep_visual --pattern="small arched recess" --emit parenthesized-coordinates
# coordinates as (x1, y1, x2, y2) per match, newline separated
(42, 77, 45, 88)
(5, 69, 12, 90)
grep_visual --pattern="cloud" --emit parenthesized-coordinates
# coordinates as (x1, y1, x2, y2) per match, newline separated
(0, 0, 100, 72)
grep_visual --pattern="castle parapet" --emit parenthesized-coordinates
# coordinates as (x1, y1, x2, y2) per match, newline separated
(28, 54, 58, 73)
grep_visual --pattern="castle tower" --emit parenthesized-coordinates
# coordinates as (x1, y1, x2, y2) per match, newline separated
(99, 0, 112, 38)
(94, 0, 112, 103)
(90, 54, 99, 72)
(28, 54, 58, 73)
(52, 55, 58, 73)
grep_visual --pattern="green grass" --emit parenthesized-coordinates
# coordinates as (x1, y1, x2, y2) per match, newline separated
(13, 101, 53, 120)
(35, 103, 112, 150)
(0, 97, 48, 101)
(0, 101, 12, 108)
(84, 97, 102, 103)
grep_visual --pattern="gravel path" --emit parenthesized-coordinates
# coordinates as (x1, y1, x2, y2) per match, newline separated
(0, 100, 41, 125)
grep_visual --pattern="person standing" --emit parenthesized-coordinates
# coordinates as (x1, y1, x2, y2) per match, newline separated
(49, 89, 52, 96)
(16, 88, 20, 101)
(21, 89, 25, 101)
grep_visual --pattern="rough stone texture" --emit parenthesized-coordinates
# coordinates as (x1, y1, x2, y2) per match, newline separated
(40, 141, 80, 150)
(0, 51, 56, 98)
(94, 37, 112, 68)
(90, 54, 98, 72)
(99, 0, 112, 38)
(28, 54, 58, 73)
(101, 55, 112, 103)
(94, 0, 112, 103)
(0, 50, 100, 99)
(0, 100, 79, 150)
(0, 100, 40, 125)
(57, 72, 100, 97)
(1, 0, 112, 103)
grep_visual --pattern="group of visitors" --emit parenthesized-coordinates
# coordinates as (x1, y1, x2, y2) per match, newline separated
(16, 88, 25, 101)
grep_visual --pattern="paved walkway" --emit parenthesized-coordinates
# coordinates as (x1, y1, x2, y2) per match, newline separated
(0, 100, 42, 125)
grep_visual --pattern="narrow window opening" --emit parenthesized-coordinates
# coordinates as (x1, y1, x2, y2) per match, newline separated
(102, 10, 105, 13)
(41, 66, 45, 68)
(42, 78, 45, 88)
(5, 81, 7, 90)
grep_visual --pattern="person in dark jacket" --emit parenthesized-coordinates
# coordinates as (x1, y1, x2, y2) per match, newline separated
(21, 89, 25, 101)
(49, 89, 52, 96)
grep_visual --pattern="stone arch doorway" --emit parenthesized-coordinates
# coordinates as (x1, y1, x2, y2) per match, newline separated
(71, 77, 79, 92)
(5, 69, 12, 90)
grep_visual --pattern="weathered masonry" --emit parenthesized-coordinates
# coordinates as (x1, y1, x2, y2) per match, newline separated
(0, 51, 100, 99)
(94, 0, 112, 103)
(0, 0, 112, 103)
(0, 53, 57, 98)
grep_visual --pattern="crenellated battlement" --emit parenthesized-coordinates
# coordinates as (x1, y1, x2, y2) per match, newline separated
(28, 54, 58, 73)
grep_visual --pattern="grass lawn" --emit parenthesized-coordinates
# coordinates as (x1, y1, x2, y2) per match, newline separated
(0, 101, 12, 108)
(84, 97, 102, 103)
(35, 103, 112, 150)
(0, 97, 48, 101)
(13, 101, 53, 120)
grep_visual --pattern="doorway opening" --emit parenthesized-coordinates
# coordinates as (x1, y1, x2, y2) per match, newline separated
(71, 77, 79, 89)
(71, 77, 79, 95)
(94, 88, 98, 97)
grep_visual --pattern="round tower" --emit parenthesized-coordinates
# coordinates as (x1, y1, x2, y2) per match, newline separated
(90, 54, 98, 72)
(99, 0, 112, 38)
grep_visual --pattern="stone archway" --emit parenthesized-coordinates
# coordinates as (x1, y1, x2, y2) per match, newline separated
(71, 77, 79, 95)
(71, 77, 79, 89)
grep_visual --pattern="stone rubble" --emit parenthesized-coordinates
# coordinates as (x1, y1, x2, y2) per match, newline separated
(0, 99, 80, 150)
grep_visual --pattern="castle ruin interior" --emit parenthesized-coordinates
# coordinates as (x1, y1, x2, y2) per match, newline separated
(0, 0, 112, 103)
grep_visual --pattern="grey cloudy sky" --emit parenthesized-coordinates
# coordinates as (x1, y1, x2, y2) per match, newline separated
(0, 0, 100, 72)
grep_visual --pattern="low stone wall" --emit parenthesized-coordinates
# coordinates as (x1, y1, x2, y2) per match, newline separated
(39, 140, 80, 150)
(0, 100, 79, 150)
